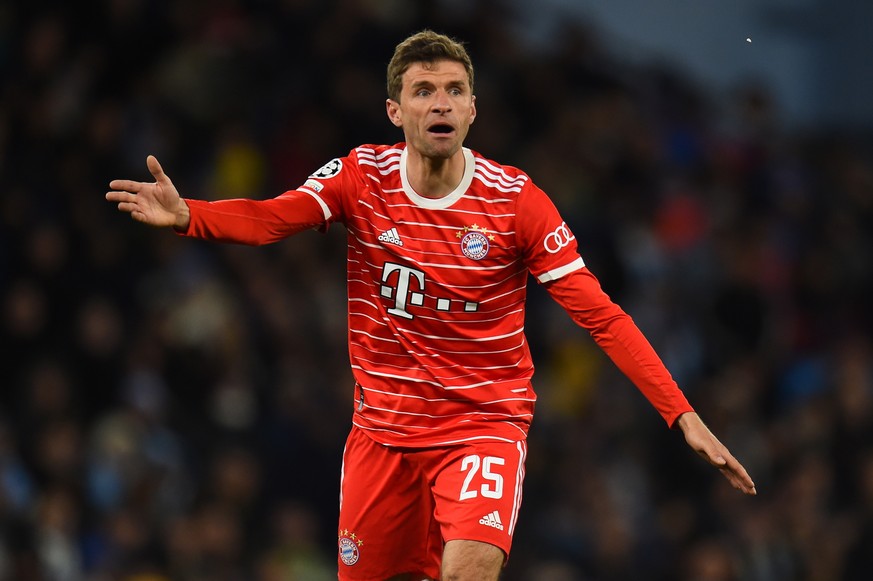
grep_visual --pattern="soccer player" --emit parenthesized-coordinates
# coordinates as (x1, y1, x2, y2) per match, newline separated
(107, 30, 756, 581)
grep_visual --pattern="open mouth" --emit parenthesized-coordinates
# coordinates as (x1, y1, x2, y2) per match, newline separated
(428, 123, 455, 135)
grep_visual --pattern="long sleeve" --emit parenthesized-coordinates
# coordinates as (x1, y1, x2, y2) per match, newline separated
(543, 266, 694, 427)
(180, 189, 328, 245)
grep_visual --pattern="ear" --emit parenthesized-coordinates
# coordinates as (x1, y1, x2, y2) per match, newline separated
(386, 99, 403, 128)
(469, 95, 477, 125)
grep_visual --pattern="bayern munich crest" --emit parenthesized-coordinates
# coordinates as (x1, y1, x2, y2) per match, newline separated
(338, 530, 362, 566)
(457, 224, 495, 260)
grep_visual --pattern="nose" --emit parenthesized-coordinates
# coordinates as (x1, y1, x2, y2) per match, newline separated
(432, 90, 452, 112)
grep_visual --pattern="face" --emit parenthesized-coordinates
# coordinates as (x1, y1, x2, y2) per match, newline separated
(386, 59, 476, 160)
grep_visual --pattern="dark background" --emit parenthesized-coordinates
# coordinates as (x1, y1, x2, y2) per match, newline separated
(1, 1, 872, 579)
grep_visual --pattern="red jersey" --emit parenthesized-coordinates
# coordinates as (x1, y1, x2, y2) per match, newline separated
(183, 143, 693, 447)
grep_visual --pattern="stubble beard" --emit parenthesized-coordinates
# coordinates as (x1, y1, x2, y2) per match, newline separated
(418, 129, 465, 161)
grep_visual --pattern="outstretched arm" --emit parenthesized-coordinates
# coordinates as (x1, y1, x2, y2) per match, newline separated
(677, 411, 757, 495)
(543, 267, 756, 495)
(106, 155, 190, 230)
(107, 155, 331, 245)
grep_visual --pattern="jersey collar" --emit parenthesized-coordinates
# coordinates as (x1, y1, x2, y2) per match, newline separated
(399, 146, 475, 209)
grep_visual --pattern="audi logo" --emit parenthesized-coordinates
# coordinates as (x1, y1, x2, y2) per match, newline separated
(543, 222, 575, 253)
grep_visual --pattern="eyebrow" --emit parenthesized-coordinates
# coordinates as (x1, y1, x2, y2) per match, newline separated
(409, 79, 468, 92)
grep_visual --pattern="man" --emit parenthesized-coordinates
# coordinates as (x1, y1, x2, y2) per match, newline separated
(107, 30, 755, 581)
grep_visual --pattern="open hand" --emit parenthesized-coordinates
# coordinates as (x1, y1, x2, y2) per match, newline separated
(106, 155, 190, 230)
(677, 412, 757, 495)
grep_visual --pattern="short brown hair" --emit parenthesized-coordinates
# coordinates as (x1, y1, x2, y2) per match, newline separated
(386, 30, 474, 102)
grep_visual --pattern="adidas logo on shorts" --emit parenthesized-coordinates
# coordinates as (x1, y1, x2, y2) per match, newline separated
(378, 227, 403, 247)
(479, 510, 504, 531)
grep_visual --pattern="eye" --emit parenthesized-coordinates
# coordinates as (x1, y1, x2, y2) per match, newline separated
(449, 87, 463, 96)
(415, 89, 431, 97)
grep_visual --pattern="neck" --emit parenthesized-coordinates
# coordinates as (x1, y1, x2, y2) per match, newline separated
(405, 147, 466, 199)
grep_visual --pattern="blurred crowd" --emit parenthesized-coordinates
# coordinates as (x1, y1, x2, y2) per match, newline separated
(2, 1, 873, 580)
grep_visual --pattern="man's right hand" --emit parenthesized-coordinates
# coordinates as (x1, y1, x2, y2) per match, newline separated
(106, 155, 190, 230)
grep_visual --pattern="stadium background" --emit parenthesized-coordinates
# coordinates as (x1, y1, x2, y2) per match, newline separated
(1, 1, 872, 579)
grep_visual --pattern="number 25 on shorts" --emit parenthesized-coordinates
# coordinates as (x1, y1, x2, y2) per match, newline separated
(459, 455, 505, 500)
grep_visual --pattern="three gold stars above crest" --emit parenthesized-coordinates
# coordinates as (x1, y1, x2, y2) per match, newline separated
(456, 224, 496, 241)
(340, 529, 363, 546)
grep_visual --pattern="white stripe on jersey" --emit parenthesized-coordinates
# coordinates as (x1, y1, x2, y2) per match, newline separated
(411, 432, 526, 445)
(366, 203, 518, 220)
(361, 402, 531, 421)
(460, 193, 516, 204)
(349, 296, 525, 324)
(361, 386, 533, 404)
(355, 356, 527, 382)
(472, 173, 525, 193)
(412, 260, 519, 272)
(352, 200, 391, 221)
(350, 337, 527, 357)
(347, 297, 380, 310)
(350, 422, 529, 445)
(354, 358, 530, 379)
(347, 281, 527, 313)
(474, 165, 526, 187)
(375, 147, 404, 161)
(358, 414, 528, 435)
(392, 325, 524, 344)
(355, 146, 403, 161)
(352, 418, 438, 436)
(472, 284, 528, 306)
(356, 148, 402, 170)
(358, 158, 400, 175)
(508, 441, 526, 535)
(475, 157, 529, 184)
(348, 231, 384, 251)
(351, 329, 401, 345)
(352, 248, 524, 275)
(393, 306, 526, 326)
(350, 367, 448, 388)
(353, 367, 520, 392)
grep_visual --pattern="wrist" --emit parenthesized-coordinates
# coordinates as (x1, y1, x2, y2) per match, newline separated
(676, 411, 699, 432)
(174, 199, 191, 231)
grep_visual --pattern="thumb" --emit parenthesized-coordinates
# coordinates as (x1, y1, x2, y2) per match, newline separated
(697, 447, 725, 467)
(694, 440, 727, 467)
(147, 155, 170, 184)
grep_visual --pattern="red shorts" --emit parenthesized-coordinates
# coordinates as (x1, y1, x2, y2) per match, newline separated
(336, 426, 528, 580)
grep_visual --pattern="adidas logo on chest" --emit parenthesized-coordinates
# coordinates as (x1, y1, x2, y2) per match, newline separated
(378, 227, 403, 247)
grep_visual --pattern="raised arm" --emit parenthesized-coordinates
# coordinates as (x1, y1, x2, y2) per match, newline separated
(106, 155, 190, 230)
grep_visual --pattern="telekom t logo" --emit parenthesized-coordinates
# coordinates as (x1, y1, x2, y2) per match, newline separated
(379, 262, 479, 319)
(380, 262, 425, 319)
